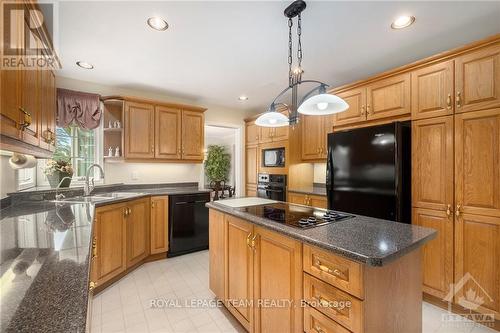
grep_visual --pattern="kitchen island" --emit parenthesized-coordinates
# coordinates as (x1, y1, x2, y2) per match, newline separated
(207, 200, 436, 333)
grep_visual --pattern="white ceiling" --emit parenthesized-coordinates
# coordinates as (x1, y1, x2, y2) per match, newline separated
(56, 1, 500, 114)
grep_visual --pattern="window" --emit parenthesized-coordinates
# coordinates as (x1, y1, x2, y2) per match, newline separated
(37, 124, 103, 186)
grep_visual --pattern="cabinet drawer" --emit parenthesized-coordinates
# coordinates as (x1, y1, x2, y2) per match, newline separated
(303, 244, 364, 299)
(304, 273, 363, 333)
(304, 305, 351, 333)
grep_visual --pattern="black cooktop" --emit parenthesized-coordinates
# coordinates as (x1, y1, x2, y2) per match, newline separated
(239, 203, 353, 229)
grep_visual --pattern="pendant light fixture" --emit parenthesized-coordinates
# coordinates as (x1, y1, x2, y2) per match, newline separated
(255, 0, 348, 127)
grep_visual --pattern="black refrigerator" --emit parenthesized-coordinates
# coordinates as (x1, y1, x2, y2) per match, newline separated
(326, 122, 411, 223)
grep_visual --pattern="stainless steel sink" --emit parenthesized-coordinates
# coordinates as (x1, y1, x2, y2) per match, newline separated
(51, 192, 144, 204)
(92, 192, 144, 199)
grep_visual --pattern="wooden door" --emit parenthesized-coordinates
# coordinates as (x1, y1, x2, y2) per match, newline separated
(209, 209, 225, 300)
(91, 203, 127, 286)
(260, 127, 273, 144)
(246, 146, 258, 186)
(301, 115, 323, 160)
(273, 126, 289, 142)
(124, 102, 154, 159)
(253, 226, 303, 333)
(126, 198, 150, 267)
(155, 107, 181, 159)
(366, 73, 411, 120)
(150, 196, 168, 254)
(39, 68, 56, 151)
(454, 213, 500, 317)
(455, 109, 500, 217)
(181, 110, 204, 160)
(288, 192, 308, 206)
(411, 60, 454, 120)
(246, 121, 260, 146)
(412, 116, 454, 211)
(225, 216, 254, 331)
(333, 88, 367, 126)
(455, 44, 500, 113)
(413, 208, 454, 299)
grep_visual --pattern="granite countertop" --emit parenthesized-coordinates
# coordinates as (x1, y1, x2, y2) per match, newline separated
(207, 201, 436, 267)
(0, 183, 210, 332)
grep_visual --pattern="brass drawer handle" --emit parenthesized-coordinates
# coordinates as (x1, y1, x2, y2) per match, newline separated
(246, 232, 252, 248)
(250, 234, 257, 251)
(314, 326, 325, 333)
(456, 92, 462, 108)
(316, 295, 342, 314)
(361, 105, 365, 115)
(316, 260, 343, 278)
(91, 237, 97, 260)
(17, 107, 32, 130)
(446, 93, 452, 109)
(89, 281, 97, 291)
(366, 104, 371, 114)
(446, 204, 452, 218)
(455, 204, 461, 218)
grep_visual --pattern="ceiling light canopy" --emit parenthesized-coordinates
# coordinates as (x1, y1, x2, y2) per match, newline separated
(147, 17, 169, 31)
(238, 96, 248, 101)
(391, 15, 415, 29)
(255, 0, 348, 127)
(76, 61, 94, 69)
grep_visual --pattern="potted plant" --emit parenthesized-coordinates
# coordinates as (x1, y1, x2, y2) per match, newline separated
(44, 159, 74, 188)
(204, 145, 230, 200)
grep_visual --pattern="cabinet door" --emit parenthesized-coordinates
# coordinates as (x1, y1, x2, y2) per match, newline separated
(246, 146, 258, 186)
(181, 110, 204, 160)
(20, 67, 40, 146)
(91, 203, 127, 286)
(366, 73, 411, 120)
(334, 88, 367, 126)
(412, 116, 454, 211)
(246, 121, 260, 146)
(455, 109, 500, 217)
(288, 192, 307, 205)
(260, 127, 273, 144)
(39, 68, 56, 151)
(309, 195, 328, 209)
(225, 216, 254, 331)
(321, 115, 335, 158)
(150, 196, 168, 254)
(455, 44, 500, 113)
(209, 209, 225, 300)
(413, 208, 453, 299)
(246, 184, 257, 197)
(301, 115, 323, 160)
(155, 107, 181, 159)
(126, 198, 150, 267)
(455, 213, 500, 317)
(124, 102, 154, 159)
(253, 226, 303, 333)
(273, 126, 289, 142)
(411, 60, 454, 120)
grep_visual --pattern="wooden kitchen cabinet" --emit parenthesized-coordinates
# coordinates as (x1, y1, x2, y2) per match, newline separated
(246, 146, 258, 186)
(124, 101, 155, 159)
(225, 215, 254, 331)
(246, 184, 257, 197)
(126, 198, 150, 267)
(412, 116, 454, 211)
(301, 115, 324, 160)
(259, 127, 274, 144)
(182, 110, 204, 160)
(366, 73, 411, 120)
(272, 126, 289, 142)
(209, 209, 225, 300)
(455, 44, 500, 113)
(288, 192, 327, 209)
(454, 213, 500, 317)
(253, 226, 303, 333)
(39, 69, 56, 152)
(246, 121, 260, 146)
(20, 67, 40, 147)
(155, 107, 181, 159)
(413, 208, 454, 299)
(150, 196, 168, 254)
(333, 87, 367, 126)
(411, 60, 455, 120)
(91, 202, 128, 286)
(455, 108, 500, 218)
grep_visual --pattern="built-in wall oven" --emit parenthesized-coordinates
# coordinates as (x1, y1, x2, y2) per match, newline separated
(257, 173, 287, 201)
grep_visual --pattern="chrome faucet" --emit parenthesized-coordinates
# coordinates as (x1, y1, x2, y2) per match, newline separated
(84, 164, 105, 196)
(54, 176, 72, 200)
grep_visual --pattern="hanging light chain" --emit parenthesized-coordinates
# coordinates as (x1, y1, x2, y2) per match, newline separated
(288, 17, 293, 87)
(297, 13, 303, 74)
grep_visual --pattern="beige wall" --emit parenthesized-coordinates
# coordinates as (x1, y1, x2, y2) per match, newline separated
(1, 155, 17, 198)
(313, 163, 326, 184)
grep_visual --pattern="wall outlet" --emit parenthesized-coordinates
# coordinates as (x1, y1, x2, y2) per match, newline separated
(131, 171, 139, 180)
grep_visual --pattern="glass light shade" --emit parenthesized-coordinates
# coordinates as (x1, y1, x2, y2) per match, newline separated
(255, 112, 289, 127)
(298, 93, 349, 115)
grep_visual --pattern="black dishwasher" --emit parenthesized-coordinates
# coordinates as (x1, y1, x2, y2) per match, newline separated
(168, 192, 210, 257)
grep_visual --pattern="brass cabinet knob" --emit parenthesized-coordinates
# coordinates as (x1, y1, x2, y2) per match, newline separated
(446, 204, 452, 218)
(446, 93, 452, 109)
(246, 232, 252, 248)
(361, 105, 366, 115)
(366, 104, 371, 114)
(89, 281, 97, 291)
(17, 107, 32, 130)
(456, 92, 462, 108)
(455, 204, 461, 218)
(91, 237, 97, 260)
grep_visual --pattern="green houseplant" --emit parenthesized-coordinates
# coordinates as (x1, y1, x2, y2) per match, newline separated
(44, 159, 74, 188)
(204, 145, 231, 200)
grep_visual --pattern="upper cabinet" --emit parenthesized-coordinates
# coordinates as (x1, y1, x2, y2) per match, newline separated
(120, 97, 206, 162)
(366, 72, 411, 120)
(455, 44, 500, 113)
(301, 115, 332, 161)
(246, 121, 260, 146)
(411, 60, 455, 120)
(333, 88, 367, 126)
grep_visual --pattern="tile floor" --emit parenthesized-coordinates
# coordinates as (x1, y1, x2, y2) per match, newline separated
(91, 250, 497, 333)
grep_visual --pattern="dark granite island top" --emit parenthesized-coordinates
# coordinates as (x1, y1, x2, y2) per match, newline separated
(207, 201, 436, 266)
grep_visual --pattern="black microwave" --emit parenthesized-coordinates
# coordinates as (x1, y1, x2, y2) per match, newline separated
(262, 148, 285, 167)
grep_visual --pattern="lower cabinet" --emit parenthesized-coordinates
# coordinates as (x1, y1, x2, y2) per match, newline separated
(150, 196, 169, 254)
(210, 214, 303, 333)
(288, 192, 328, 209)
(91, 198, 151, 287)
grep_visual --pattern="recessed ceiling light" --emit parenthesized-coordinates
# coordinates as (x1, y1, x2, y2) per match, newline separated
(76, 61, 94, 69)
(238, 96, 248, 101)
(391, 15, 415, 29)
(147, 17, 169, 31)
